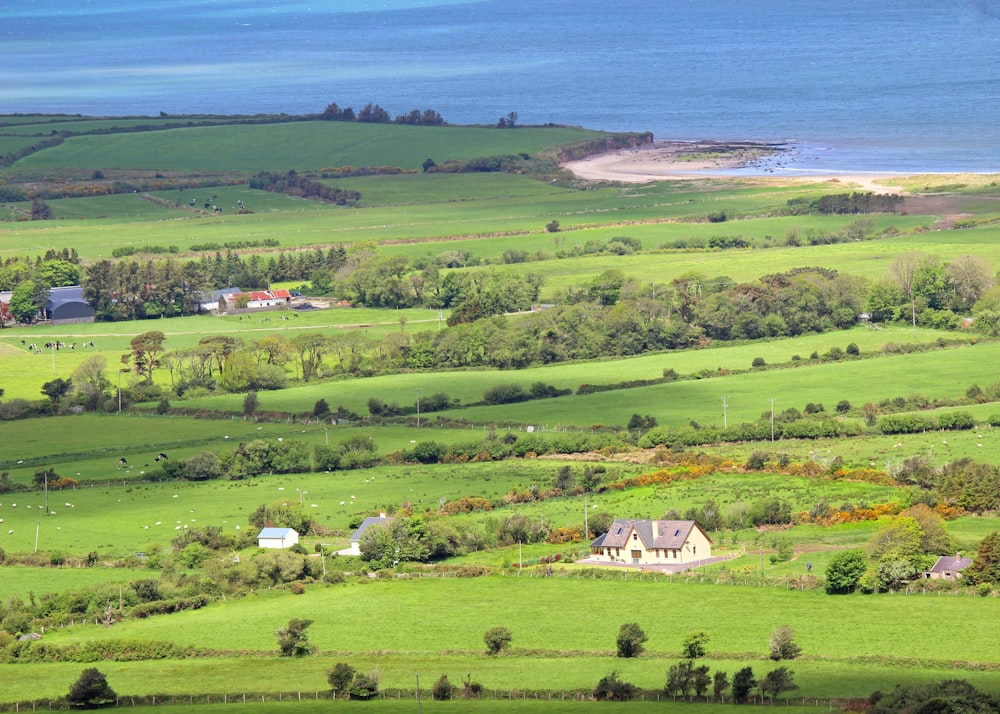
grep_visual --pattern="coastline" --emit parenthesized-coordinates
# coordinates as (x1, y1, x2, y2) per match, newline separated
(562, 140, 914, 193)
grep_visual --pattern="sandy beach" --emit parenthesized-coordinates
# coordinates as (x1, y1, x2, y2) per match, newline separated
(563, 141, 907, 193)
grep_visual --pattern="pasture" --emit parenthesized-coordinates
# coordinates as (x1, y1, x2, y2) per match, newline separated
(9, 122, 607, 173)
(4, 575, 1000, 703)
(4, 118, 1000, 710)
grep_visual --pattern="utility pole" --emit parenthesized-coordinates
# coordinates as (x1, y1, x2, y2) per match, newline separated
(583, 495, 589, 540)
(721, 395, 729, 429)
(769, 398, 776, 442)
(415, 388, 421, 428)
(415, 673, 422, 714)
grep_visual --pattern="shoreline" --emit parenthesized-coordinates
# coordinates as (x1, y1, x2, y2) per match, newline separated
(561, 140, 932, 193)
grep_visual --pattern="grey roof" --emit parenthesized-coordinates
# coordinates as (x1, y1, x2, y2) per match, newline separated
(350, 516, 391, 543)
(47, 286, 89, 310)
(257, 527, 297, 539)
(590, 519, 708, 550)
(929, 555, 973, 573)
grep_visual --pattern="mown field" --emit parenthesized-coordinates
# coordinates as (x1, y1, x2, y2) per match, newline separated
(3, 117, 1000, 710)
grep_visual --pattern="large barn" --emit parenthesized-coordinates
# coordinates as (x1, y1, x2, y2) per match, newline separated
(46, 286, 94, 324)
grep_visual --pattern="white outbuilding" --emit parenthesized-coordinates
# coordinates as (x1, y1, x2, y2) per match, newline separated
(257, 527, 299, 549)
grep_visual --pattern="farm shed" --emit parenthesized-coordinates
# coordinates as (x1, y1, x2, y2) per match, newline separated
(257, 527, 299, 549)
(922, 553, 973, 581)
(46, 286, 95, 324)
(589, 519, 712, 566)
(200, 287, 241, 313)
(340, 513, 391, 556)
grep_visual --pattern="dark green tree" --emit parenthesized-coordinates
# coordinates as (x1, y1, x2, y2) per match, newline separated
(122, 331, 166, 382)
(431, 674, 456, 700)
(275, 618, 315, 656)
(67, 667, 117, 708)
(965, 531, 1000, 586)
(348, 671, 379, 700)
(759, 666, 797, 701)
(327, 662, 355, 697)
(616, 621, 647, 658)
(31, 198, 53, 220)
(824, 548, 868, 593)
(713, 671, 730, 702)
(682, 630, 710, 659)
(484, 626, 513, 655)
(41, 378, 73, 414)
(593, 671, 636, 701)
(731, 666, 757, 704)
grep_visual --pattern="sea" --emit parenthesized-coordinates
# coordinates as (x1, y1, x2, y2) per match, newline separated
(2, 0, 999, 175)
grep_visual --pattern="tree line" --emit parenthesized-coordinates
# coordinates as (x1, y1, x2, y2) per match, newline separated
(321, 101, 445, 126)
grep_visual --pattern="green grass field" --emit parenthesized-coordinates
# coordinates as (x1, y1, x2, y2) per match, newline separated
(10, 123, 606, 173)
(4, 576, 999, 703)
(5, 118, 1000, 710)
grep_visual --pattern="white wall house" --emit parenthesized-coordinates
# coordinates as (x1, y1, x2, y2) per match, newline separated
(257, 527, 299, 549)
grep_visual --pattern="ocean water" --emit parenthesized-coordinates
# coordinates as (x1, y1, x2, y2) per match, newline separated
(2, 0, 999, 173)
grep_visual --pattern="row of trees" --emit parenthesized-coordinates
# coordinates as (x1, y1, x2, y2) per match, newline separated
(321, 102, 445, 125)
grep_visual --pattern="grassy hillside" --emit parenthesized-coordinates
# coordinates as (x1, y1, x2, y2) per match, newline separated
(10, 122, 608, 172)
(4, 117, 1000, 710)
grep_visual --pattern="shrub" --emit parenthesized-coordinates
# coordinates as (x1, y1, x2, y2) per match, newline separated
(484, 626, 513, 655)
(731, 667, 756, 704)
(431, 674, 456, 700)
(768, 625, 801, 660)
(682, 630, 710, 659)
(745, 451, 769, 471)
(67, 667, 117, 709)
(411, 441, 445, 464)
(483, 383, 527, 405)
(836, 399, 852, 414)
(846, 342, 860, 356)
(825, 549, 867, 594)
(349, 671, 379, 700)
(312, 399, 330, 418)
(275, 618, 315, 657)
(593, 671, 637, 701)
(752, 357, 766, 368)
(328, 662, 355, 696)
(616, 622, 647, 658)
(938, 411, 975, 430)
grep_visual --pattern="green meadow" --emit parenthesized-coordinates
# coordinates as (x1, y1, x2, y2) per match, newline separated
(4, 118, 1000, 709)
(11, 122, 607, 172)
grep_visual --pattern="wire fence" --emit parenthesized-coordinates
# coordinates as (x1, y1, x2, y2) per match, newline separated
(0, 690, 856, 712)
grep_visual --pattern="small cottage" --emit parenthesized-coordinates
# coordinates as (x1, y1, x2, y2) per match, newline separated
(589, 519, 712, 565)
(923, 553, 973, 581)
(257, 527, 299, 549)
(340, 513, 391, 556)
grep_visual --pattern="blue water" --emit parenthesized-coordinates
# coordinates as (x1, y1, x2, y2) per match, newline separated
(2, 0, 999, 173)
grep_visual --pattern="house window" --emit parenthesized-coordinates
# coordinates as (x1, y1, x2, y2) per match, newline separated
(693, 545, 697, 555)
(632, 533, 638, 540)
(615, 548, 620, 556)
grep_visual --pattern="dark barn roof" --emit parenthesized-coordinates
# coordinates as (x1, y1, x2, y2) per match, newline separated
(46, 286, 94, 321)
